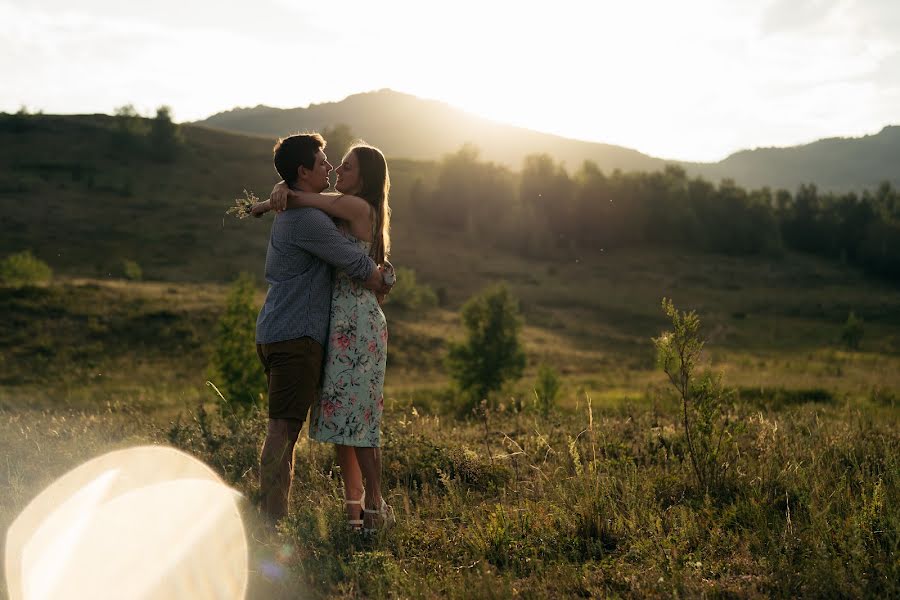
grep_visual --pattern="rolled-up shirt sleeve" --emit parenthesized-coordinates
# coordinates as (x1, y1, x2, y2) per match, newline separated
(291, 208, 375, 281)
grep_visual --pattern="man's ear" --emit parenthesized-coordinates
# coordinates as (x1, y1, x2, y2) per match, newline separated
(296, 165, 307, 183)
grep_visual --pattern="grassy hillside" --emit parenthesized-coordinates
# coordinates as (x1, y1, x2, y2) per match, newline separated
(0, 112, 444, 282)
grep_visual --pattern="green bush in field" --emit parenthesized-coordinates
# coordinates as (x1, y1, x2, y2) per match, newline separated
(653, 298, 736, 496)
(841, 310, 864, 350)
(385, 266, 438, 311)
(534, 363, 561, 416)
(121, 259, 142, 281)
(208, 273, 265, 414)
(446, 284, 526, 410)
(0, 250, 52, 287)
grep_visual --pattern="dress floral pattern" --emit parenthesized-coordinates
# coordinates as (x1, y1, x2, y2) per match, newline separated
(309, 236, 387, 447)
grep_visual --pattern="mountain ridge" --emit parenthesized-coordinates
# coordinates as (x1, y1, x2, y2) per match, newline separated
(196, 89, 900, 193)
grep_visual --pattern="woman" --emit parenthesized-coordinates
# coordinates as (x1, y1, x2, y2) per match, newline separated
(252, 143, 393, 532)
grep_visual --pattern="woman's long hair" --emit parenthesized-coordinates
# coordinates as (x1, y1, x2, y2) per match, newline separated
(348, 143, 391, 265)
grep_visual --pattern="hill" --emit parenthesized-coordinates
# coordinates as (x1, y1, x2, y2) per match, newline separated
(197, 89, 900, 193)
(689, 126, 900, 193)
(2, 111, 900, 377)
(199, 89, 668, 174)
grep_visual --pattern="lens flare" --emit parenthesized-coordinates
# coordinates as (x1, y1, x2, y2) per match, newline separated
(5, 446, 248, 600)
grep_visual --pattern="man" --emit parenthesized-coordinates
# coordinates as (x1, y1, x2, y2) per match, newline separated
(255, 132, 388, 522)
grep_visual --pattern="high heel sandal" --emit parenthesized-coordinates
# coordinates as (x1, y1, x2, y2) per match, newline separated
(363, 498, 395, 534)
(345, 491, 365, 531)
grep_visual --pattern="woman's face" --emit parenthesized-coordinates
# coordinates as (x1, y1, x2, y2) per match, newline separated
(334, 151, 362, 195)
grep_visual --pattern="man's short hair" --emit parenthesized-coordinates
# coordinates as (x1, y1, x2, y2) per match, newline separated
(272, 133, 326, 186)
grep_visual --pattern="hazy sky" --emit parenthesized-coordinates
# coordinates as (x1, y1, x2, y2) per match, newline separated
(2, 0, 898, 161)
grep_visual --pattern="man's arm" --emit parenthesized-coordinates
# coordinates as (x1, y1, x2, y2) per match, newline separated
(291, 209, 389, 293)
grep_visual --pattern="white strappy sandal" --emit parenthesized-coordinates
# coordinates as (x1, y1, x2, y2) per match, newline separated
(363, 498, 396, 534)
(345, 491, 365, 531)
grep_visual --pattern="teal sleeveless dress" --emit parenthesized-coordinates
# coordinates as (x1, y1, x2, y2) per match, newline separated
(308, 235, 387, 447)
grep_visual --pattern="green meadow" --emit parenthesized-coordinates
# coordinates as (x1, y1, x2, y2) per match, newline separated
(1, 113, 898, 598)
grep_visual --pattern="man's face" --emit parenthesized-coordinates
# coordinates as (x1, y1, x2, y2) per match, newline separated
(300, 149, 333, 192)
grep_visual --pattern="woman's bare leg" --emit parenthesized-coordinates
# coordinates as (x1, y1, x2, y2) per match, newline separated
(336, 444, 364, 521)
(355, 447, 383, 526)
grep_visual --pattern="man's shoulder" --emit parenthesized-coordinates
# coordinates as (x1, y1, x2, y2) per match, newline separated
(276, 207, 332, 226)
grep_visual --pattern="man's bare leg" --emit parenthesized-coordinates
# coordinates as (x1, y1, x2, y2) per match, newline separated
(259, 418, 303, 522)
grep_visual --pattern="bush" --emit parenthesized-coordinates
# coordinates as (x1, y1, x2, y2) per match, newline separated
(0, 250, 52, 287)
(653, 298, 737, 496)
(841, 310, 864, 350)
(121, 259, 142, 281)
(208, 273, 266, 414)
(534, 364, 561, 416)
(445, 284, 526, 410)
(386, 267, 438, 311)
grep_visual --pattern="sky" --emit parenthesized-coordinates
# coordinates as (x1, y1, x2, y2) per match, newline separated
(2, 0, 899, 162)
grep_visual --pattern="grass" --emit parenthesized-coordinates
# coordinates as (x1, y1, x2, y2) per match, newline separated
(1, 273, 898, 599)
(3, 394, 897, 598)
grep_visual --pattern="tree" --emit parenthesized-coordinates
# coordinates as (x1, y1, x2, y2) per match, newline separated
(149, 105, 181, 161)
(112, 104, 146, 148)
(208, 273, 266, 414)
(445, 284, 526, 409)
(520, 154, 576, 247)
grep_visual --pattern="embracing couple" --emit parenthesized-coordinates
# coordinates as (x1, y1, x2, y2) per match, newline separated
(251, 133, 395, 532)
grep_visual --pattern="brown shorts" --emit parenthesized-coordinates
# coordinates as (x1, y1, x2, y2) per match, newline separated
(256, 337, 324, 421)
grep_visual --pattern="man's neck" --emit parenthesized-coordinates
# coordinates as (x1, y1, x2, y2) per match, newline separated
(293, 181, 316, 193)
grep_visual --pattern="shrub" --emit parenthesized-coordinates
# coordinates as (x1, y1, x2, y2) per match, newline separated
(0, 250, 52, 287)
(445, 284, 526, 410)
(208, 273, 266, 414)
(534, 364, 561, 416)
(841, 310, 864, 350)
(386, 267, 438, 311)
(653, 298, 736, 496)
(121, 259, 142, 281)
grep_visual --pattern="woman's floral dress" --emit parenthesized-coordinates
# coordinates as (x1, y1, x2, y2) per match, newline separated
(309, 236, 387, 447)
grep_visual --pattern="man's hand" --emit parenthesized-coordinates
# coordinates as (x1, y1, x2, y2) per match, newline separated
(270, 181, 290, 212)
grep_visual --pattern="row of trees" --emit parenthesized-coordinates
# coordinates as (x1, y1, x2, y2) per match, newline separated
(409, 146, 900, 280)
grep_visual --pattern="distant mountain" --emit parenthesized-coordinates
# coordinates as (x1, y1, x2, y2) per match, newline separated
(198, 89, 666, 174)
(688, 126, 900, 194)
(197, 89, 900, 194)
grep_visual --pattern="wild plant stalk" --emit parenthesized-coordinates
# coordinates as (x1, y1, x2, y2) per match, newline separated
(653, 298, 737, 495)
(654, 298, 706, 490)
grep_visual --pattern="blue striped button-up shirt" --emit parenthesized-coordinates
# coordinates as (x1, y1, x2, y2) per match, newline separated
(256, 208, 375, 346)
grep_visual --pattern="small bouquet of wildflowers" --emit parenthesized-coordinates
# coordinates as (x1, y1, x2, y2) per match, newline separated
(225, 189, 261, 219)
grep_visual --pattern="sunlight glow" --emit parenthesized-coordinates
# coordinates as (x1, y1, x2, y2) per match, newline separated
(5, 446, 248, 600)
(2, 0, 899, 160)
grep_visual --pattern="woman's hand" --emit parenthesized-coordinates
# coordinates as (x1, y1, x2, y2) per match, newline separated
(269, 181, 290, 212)
(251, 199, 272, 218)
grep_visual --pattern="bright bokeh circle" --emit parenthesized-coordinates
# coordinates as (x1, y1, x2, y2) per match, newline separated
(5, 446, 248, 600)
